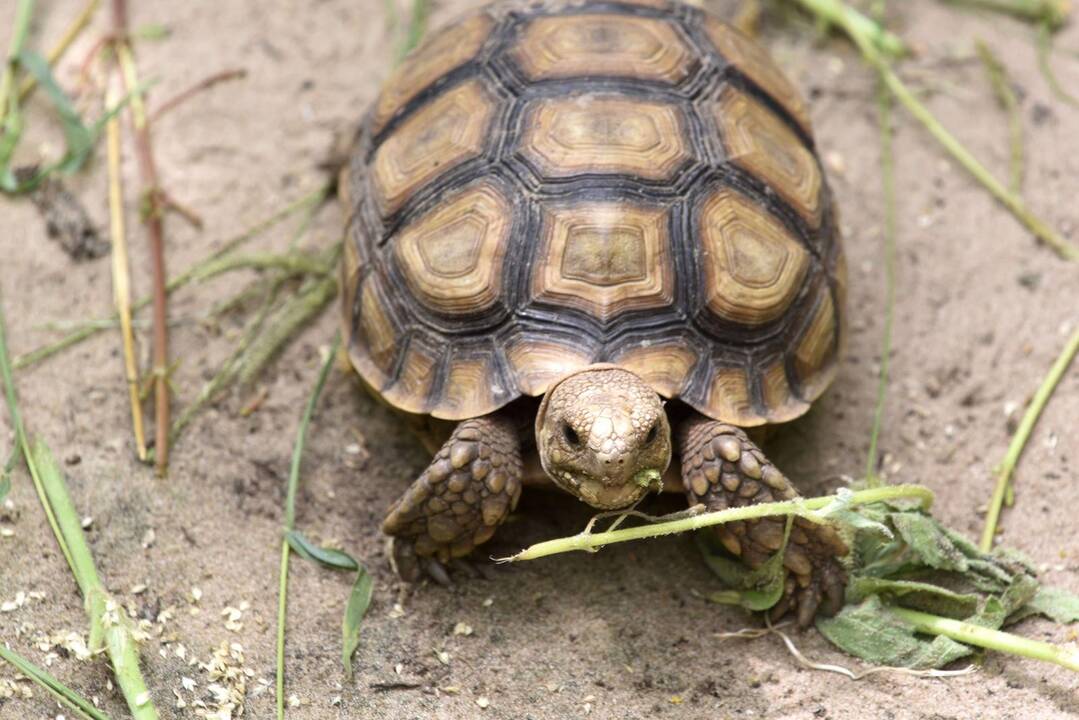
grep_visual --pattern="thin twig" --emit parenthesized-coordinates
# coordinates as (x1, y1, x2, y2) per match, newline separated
(105, 66, 147, 460)
(976, 41, 1025, 193)
(150, 68, 247, 122)
(16, 0, 101, 101)
(791, 0, 1079, 261)
(980, 327, 1079, 551)
(865, 67, 897, 488)
(113, 0, 170, 474)
(277, 334, 340, 720)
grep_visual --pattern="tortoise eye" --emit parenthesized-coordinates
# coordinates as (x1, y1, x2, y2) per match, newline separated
(645, 422, 659, 445)
(562, 423, 581, 447)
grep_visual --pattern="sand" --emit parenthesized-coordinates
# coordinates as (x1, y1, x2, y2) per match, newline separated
(1, 0, 1078, 718)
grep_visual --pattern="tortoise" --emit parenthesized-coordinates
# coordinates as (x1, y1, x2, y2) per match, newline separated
(340, 0, 849, 625)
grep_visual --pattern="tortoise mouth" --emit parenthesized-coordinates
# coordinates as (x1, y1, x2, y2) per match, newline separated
(549, 468, 661, 510)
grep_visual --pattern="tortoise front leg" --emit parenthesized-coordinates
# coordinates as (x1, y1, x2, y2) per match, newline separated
(679, 414, 848, 627)
(384, 412, 522, 582)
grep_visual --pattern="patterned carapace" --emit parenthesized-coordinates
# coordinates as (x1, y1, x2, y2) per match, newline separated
(341, 0, 846, 425)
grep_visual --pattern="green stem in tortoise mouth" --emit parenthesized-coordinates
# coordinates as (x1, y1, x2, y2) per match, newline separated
(633, 468, 662, 491)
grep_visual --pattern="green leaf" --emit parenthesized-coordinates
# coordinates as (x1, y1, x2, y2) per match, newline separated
(285, 530, 359, 571)
(1011, 586, 1079, 624)
(890, 511, 969, 573)
(848, 576, 981, 618)
(0, 469, 9, 503)
(696, 517, 792, 612)
(15, 50, 93, 168)
(342, 563, 373, 678)
(816, 596, 973, 669)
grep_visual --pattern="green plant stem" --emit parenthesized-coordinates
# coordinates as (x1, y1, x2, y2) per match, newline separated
(0, 294, 160, 717)
(276, 333, 340, 720)
(236, 265, 339, 387)
(865, 74, 896, 487)
(12, 184, 329, 371)
(0, 288, 74, 574)
(891, 606, 1079, 672)
(980, 327, 1079, 551)
(507, 484, 933, 562)
(192, 252, 331, 283)
(32, 441, 159, 718)
(791, 0, 1079, 261)
(940, 0, 1070, 28)
(976, 41, 1025, 193)
(0, 645, 112, 720)
(794, 0, 908, 56)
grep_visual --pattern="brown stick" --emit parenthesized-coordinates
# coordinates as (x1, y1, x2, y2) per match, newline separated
(112, 0, 170, 474)
(149, 68, 247, 122)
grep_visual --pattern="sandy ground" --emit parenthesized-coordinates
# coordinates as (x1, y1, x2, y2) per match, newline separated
(2, 0, 1078, 718)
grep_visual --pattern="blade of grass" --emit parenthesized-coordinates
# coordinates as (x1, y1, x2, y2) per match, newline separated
(0, 294, 160, 718)
(276, 334, 340, 720)
(12, 184, 329, 371)
(1036, 21, 1079, 107)
(0, 645, 112, 720)
(976, 40, 1024, 193)
(17, 0, 100, 101)
(980, 326, 1079, 551)
(0, 0, 34, 188)
(891, 606, 1079, 672)
(502, 484, 934, 562)
(791, 0, 1079, 261)
(865, 66, 897, 488)
(105, 67, 148, 460)
(396, 0, 432, 62)
(0, 288, 74, 574)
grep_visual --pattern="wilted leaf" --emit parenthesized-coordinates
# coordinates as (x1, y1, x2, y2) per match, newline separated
(342, 563, 373, 678)
(890, 511, 969, 573)
(847, 576, 981, 618)
(1010, 586, 1079, 624)
(286, 530, 359, 571)
(816, 596, 973, 669)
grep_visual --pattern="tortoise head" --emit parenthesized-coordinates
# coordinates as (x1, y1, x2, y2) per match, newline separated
(535, 366, 671, 509)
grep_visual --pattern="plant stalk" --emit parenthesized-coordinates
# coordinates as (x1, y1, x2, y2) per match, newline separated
(277, 334, 340, 719)
(113, 0, 170, 474)
(791, 0, 1079, 261)
(506, 484, 934, 562)
(105, 67, 147, 460)
(0, 645, 111, 720)
(980, 327, 1079, 551)
(891, 606, 1079, 672)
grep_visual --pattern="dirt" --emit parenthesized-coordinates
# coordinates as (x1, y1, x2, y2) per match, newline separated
(2, 1, 1078, 718)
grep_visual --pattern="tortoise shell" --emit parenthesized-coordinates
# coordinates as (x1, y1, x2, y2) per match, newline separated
(341, 0, 846, 427)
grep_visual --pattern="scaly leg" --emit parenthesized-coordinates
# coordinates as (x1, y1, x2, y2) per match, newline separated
(679, 414, 847, 627)
(384, 412, 522, 581)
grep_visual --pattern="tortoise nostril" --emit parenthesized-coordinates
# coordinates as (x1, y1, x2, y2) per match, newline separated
(618, 459, 624, 465)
